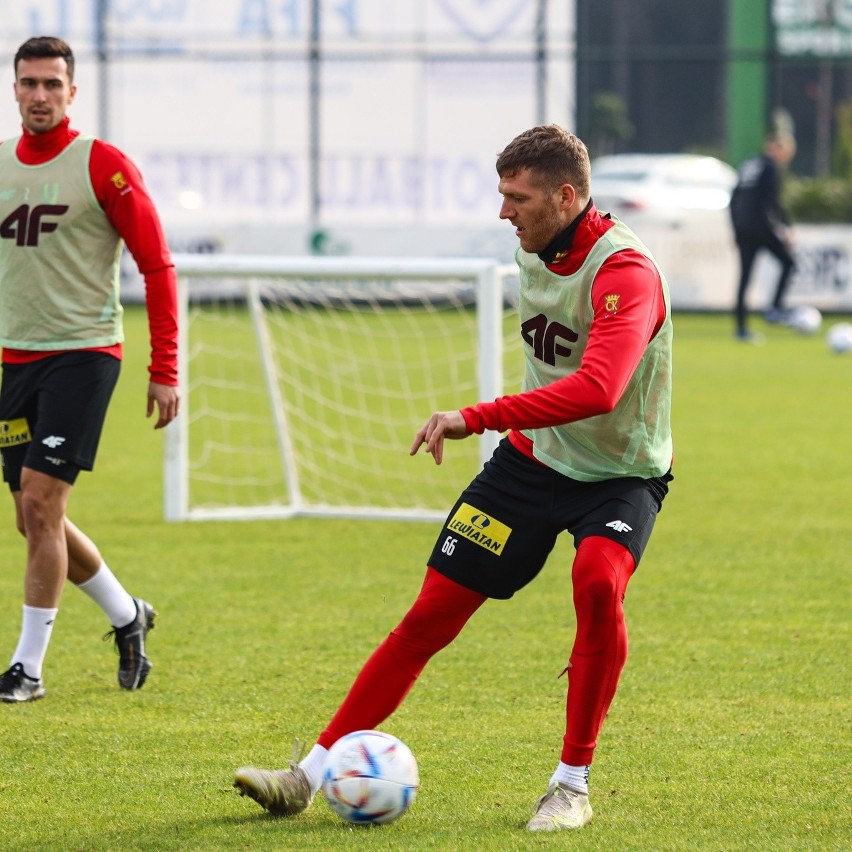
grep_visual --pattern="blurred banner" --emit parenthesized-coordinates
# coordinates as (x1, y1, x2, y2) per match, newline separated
(5, 2, 851, 312)
(0, 0, 575, 241)
(638, 223, 852, 313)
(773, 0, 852, 57)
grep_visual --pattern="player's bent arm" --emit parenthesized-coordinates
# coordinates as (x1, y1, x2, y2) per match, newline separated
(462, 252, 665, 433)
(410, 410, 470, 465)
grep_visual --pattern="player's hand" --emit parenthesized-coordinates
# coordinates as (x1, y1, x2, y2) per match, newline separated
(147, 381, 181, 429)
(410, 410, 469, 465)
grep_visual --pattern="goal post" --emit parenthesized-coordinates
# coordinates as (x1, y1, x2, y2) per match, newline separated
(164, 253, 520, 522)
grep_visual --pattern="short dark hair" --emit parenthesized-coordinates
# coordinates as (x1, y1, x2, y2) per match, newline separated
(496, 124, 591, 199)
(14, 36, 75, 82)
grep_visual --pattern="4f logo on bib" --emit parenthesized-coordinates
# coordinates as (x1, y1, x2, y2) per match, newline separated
(521, 314, 578, 365)
(0, 204, 69, 247)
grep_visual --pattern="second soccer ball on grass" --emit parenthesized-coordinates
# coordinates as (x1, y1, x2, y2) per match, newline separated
(788, 305, 823, 335)
(826, 322, 852, 354)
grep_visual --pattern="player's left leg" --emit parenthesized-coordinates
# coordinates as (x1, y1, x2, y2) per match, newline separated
(0, 471, 72, 701)
(67, 519, 155, 690)
(763, 231, 796, 314)
(563, 535, 635, 764)
(527, 536, 634, 831)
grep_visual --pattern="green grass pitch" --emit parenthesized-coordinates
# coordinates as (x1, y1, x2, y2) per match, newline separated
(0, 307, 849, 850)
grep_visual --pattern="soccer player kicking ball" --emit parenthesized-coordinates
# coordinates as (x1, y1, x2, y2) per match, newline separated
(0, 37, 179, 702)
(234, 124, 673, 831)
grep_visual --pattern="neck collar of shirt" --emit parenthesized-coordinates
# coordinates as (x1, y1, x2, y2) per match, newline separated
(18, 116, 74, 160)
(537, 198, 595, 264)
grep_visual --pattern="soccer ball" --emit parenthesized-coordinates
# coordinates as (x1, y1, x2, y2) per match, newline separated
(322, 730, 419, 825)
(788, 305, 822, 335)
(826, 322, 852, 354)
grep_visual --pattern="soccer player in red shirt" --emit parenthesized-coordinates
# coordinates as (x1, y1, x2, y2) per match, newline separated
(234, 125, 674, 831)
(0, 37, 179, 702)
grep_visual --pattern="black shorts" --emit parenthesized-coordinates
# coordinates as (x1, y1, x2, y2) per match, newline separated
(0, 352, 121, 490)
(428, 437, 673, 599)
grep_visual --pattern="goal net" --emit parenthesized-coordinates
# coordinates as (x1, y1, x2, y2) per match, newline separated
(164, 254, 522, 522)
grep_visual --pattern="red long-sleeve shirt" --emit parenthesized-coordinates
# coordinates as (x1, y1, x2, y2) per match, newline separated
(0, 117, 178, 385)
(461, 205, 667, 462)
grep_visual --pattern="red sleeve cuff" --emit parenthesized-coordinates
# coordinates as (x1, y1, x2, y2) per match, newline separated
(144, 266, 179, 386)
(461, 407, 484, 434)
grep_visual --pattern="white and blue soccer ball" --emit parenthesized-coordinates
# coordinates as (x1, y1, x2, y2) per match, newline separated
(826, 322, 852, 354)
(322, 730, 419, 825)
(788, 305, 823, 335)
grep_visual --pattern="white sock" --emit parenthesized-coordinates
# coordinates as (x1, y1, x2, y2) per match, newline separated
(299, 744, 329, 795)
(550, 762, 590, 795)
(75, 562, 137, 627)
(11, 605, 58, 679)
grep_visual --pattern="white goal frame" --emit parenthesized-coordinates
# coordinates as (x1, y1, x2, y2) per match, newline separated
(164, 253, 509, 522)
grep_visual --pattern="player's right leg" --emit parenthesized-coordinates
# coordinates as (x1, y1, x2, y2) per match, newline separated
(234, 754, 315, 817)
(317, 568, 486, 747)
(234, 568, 486, 816)
(734, 239, 761, 340)
(0, 662, 46, 703)
(0, 470, 72, 701)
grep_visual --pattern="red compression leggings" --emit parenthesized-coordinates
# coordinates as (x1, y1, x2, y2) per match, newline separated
(317, 568, 485, 748)
(562, 535, 635, 765)
(317, 535, 635, 767)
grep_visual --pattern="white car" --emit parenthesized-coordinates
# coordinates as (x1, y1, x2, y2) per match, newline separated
(591, 153, 738, 220)
(590, 153, 740, 310)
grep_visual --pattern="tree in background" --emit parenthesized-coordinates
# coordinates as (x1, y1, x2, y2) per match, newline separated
(588, 91, 634, 157)
(831, 101, 852, 180)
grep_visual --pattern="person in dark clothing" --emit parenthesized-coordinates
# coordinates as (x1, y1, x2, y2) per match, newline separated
(729, 133, 797, 342)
